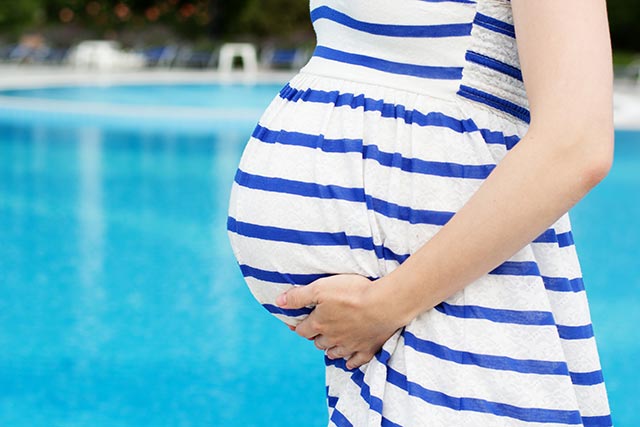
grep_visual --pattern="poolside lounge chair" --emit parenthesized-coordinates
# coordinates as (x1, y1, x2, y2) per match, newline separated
(142, 45, 179, 67)
(260, 46, 311, 70)
(67, 40, 145, 70)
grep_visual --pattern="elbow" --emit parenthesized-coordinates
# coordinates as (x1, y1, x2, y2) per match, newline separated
(581, 117, 615, 188)
(572, 122, 615, 191)
(530, 113, 615, 190)
(587, 139, 613, 185)
(582, 146, 612, 190)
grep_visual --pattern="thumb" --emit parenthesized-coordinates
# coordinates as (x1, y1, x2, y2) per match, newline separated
(276, 284, 318, 309)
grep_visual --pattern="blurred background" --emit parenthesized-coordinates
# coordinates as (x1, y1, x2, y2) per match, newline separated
(0, 1, 638, 426)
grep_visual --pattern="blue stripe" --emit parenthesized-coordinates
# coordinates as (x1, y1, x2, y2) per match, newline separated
(325, 350, 588, 427)
(262, 303, 312, 317)
(234, 169, 455, 226)
(557, 324, 594, 340)
(570, 370, 605, 386)
(366, 192, 454, 225)
(325, 362, 394, 426)
(557, 231, 575, 247)
(582, 415, 613, 427)
(543, 276, 585, 293)
(490, 260, 540, 276)
(227, 216, 408, 263)
(466, 50, 523, 81)
(230, 217, 566, 283)
(239, 263, 331, 285)
(325, 354, 356, 371)
(532, 229, 575, 248)
(474, 12, 515, 38)
(235, 166, 364, 203)
(227, 216, 374, 249)
(435, 301, 556, 326)
(363, 144, 495, 179)
(330, 407, 353, 427)
(327, 394, 339, 409)
(234, 169, 577, 251)
(457, 84, 531, 123)
(381, 417, 403, 427)
(252, 123, 363, 153)
(351, 369, 384, 414)
(533, 229, 559, 244)
(327, 348, 596, 425)
(380, 246, 408, 264)
(402, 330, 570, 375)
(251, 124, 495, 179)
(278, 83, 522, 149)
(237, 259, 583, 305)
(478, 128, 521, 150)
(231, 216, 580, 298)
(311, 6, 472, 38)
(326, 356, 406, 427)
(325, 356, 386, 418)
(279, 83, 476, 133)
(383, 353, 583, 424)
(313, 45, 464, 80)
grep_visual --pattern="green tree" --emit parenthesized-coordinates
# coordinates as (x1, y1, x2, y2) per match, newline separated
(2, 0, 637, 53)
(0, 0, 43, 37)
(41, 0, 212, 40)
(232, 0, 313, 40)
(607, 0, 640, 52)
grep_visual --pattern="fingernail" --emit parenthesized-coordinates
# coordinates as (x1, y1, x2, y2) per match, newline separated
(276, 293, 287, 307)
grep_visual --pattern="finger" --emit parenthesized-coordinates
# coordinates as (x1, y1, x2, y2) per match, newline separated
(294, 316, 320, 340)
(313, 337, 328, 351)
(326, 346, 354, 361)
(345, 352, 374, 370)
(276, 283, 319, 309)
(287, 324, 296, 331)
(313, 335, 333, 351)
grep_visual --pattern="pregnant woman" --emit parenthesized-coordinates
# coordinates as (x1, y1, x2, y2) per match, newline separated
(227, 0, 614, 425)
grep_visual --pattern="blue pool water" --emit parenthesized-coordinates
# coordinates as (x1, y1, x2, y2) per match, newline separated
(0, 83, 285, 109)
(0, 84, 638, 426)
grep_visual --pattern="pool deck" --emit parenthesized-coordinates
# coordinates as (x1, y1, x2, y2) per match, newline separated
(612, 80, 640, 130)
(1, 65, 639, 129)
(0, 64, 296, 89)
(0, 65, 297, 125)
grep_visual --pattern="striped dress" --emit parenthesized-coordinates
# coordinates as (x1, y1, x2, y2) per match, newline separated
(226, 0, 614, 425)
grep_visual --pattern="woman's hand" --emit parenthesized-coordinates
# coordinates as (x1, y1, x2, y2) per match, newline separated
(275, 274, 405, 370)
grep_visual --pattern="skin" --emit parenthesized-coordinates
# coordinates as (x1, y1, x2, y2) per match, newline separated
(276, 0, 615, 370)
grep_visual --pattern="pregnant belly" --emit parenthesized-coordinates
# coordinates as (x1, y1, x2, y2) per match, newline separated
(223, 83, 492, 326)
(226, 137, 384, 326)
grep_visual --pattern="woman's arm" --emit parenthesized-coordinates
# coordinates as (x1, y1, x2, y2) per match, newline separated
(277, 0, 614, 369)
(372, 0, 615, 325)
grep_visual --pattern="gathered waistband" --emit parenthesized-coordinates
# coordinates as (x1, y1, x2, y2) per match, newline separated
(299, 51, 464, 102)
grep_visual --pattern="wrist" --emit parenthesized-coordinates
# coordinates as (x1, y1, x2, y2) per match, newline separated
(370, 272, 423, 328)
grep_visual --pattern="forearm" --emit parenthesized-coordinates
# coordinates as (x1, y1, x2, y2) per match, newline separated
(374, 127, 613, 326)
(371, 0, 617, 325)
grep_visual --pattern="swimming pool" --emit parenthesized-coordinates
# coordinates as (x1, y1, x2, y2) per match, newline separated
(0, 83, 637, 426)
